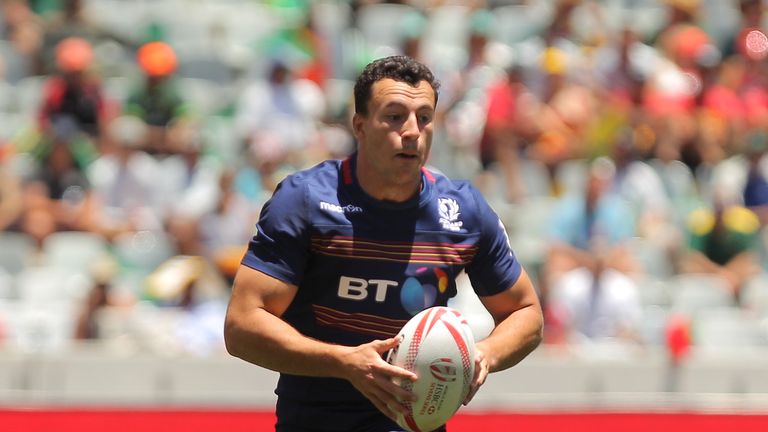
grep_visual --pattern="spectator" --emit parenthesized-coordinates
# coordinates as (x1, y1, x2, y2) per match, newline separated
(0, 153, 23, 232)
(438, 9, 505, 178)
(20, 118, 99, 246)
(87, 115, 163, 239)
(543, 158, 643, 344)
(677, 192, 762, 300)
(721, 0, 766, 59)
(476, 63, 543, 202)
(37, 0, 129, 74)
(0, 0, 43, 80)
(74, 255, 119, 340)
(198, 168, 258, 283)
(743, 130, 768, 224)
(124, 41, 191, 154)
(158, 121, 222, 255)
(38, 36, 105, 138)
(234, 59, 325, 192)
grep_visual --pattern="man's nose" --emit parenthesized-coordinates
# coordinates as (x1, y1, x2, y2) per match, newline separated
(401, 113, 420, 140)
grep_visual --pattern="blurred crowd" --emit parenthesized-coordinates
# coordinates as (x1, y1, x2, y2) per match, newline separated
(0, 0, 767, 358)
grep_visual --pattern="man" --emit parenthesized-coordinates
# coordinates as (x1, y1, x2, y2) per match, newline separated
(38, 36, 105, 138)
(224, 56, 543, 432)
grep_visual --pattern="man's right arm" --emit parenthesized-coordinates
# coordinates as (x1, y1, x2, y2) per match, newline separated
(223, 264, 416, 418)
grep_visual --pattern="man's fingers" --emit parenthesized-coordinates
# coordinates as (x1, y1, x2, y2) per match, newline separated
(367, 393, 399, 420)
(463, 352, 489, 405)
(378, 361, 418, 382)
(374, 371, 417, 402)
(373, 337, 401, 354)
(364, 382, 411, 419)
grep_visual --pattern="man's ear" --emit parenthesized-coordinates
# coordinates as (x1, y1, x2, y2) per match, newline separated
(351, 113, 365, 141)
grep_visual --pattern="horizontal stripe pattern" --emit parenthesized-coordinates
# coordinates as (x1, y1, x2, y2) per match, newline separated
(310, 235, 477, 265)
(312, 305, 408, 339)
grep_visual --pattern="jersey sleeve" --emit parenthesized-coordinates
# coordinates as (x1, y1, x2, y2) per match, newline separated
(240, 174, 310, 285)
(464, 188, 522, 296)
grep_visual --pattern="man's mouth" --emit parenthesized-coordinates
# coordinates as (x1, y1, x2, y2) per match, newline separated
(396, 153, 418, 160)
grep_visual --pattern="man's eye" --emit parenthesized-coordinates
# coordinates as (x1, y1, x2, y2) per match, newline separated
(419, 115, 432, 124)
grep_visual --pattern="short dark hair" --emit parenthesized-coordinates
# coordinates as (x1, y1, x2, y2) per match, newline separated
(353, 55, 440, 116)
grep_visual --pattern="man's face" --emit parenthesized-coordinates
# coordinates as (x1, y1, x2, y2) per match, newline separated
(352, 78, 435, 199)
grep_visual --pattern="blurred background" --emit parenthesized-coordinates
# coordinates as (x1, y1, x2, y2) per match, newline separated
(0, 0, 768, 429)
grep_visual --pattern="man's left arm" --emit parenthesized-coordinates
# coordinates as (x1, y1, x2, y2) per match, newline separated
(464, 268, 543, 405)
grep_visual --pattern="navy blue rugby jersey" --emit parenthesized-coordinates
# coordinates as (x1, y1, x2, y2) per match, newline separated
(241, 155, 522, 403)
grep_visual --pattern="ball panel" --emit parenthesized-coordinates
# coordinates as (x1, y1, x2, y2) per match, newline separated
(387, 307, 476, 432)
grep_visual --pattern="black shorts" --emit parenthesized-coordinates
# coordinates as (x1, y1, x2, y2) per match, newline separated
(275, 397, 447, 432)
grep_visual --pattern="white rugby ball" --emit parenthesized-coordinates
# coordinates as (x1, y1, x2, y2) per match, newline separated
(386, 306, 476, 432)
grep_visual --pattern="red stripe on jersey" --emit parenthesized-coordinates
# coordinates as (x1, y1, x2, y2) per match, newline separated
(422, 167, 435, 183)
(342, 156, 353, 185)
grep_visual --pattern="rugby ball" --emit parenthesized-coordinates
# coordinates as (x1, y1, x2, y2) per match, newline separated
(386, 306, 476, 432)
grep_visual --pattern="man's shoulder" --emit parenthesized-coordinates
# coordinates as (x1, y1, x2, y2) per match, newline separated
(427, 168, 481, 200)
(277, 159, 342, 193)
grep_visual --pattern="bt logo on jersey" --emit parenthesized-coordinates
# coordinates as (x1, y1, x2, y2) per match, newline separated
(337, 276, 398, 302)
(337, 267, 450, 315)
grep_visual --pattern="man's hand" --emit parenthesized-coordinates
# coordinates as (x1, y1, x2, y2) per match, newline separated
(463, 348, 489, 406)
(340, 338, 418, 420)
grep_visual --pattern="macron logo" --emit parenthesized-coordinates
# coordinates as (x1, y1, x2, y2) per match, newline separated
(320, 201, 363, 214)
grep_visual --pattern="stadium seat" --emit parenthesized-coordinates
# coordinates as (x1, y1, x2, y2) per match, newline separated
(311, 0, 353, 41)
(741, 273, 768, 315)
(0, 82, 17, 114)
(638, 304, 671, 346)
(669, 273, 736, 315)
(112, 230, 176, 277)
(356, 3, 419, 52)
(41, 231, 109, 273)
(0, 269, 13, 300)
(692, 307, 768, 349)
(175, 77, 232, 116)
(3, 300, 79, 352)
(324, 78, 355, 119)
(15, 266, 91, 305)
(0, 41, 31, 84)
(502, 195, 559, 238)
(637, 277, 673, 308)
(554, 158, 589, 197)
(507, 233, 549, 278)
(610, 0, 668, 41)
(201, 115, 241, 164)
(627, 237, 674, 280)
(102, 76, 134, 106)
(422, 5, 472, 64)
(0, 231, 36, 276)
(82, 0, 149, 44)
(519, 158, 553, 199)
(490, 3, 553, 45)
(177, 56, 234, 85)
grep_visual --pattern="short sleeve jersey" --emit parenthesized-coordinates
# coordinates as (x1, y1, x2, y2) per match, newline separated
(241, 155, 522, 403)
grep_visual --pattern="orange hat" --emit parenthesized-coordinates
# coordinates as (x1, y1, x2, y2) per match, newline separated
(55, 37, 94, 72)
(137, 41, 177, 77)
(671, 25, 710, 61)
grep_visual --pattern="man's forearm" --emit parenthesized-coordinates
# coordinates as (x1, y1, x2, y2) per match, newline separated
(475, 305, 543, 373)
(224, 307, 348, 378)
